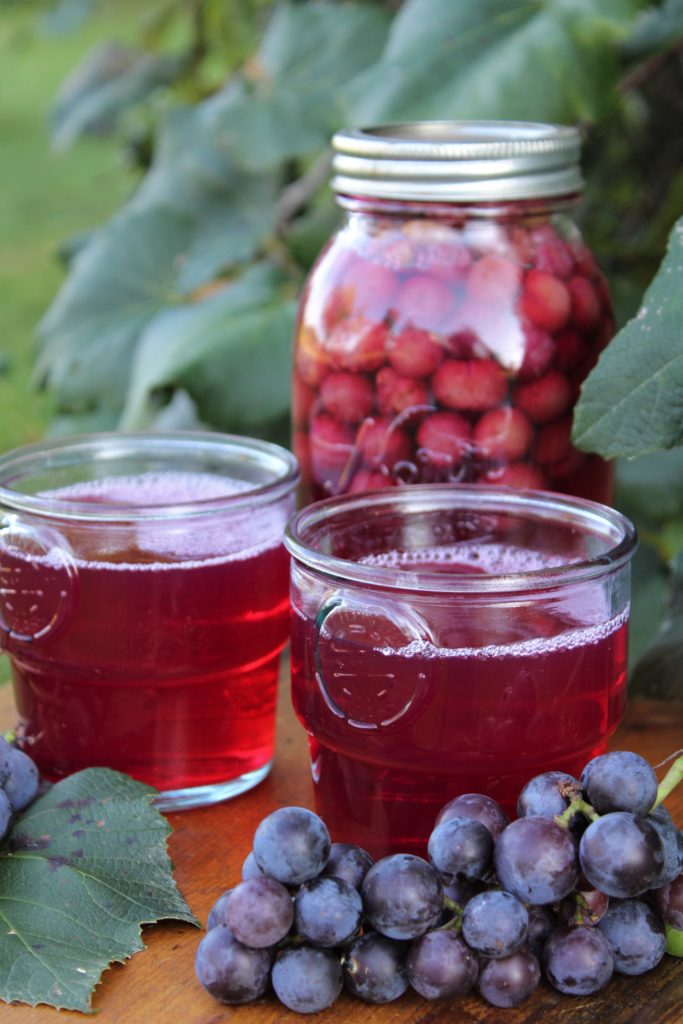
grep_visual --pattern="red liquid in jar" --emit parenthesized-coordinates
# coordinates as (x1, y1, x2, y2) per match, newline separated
(2, 472, 290, 793)
(290, 543, 628, 859)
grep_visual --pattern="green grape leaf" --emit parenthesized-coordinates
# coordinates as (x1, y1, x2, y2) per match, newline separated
(120, 262, 296, 441)
(131, 94, 281, 293)
(40, 0, 96, 36)
(625, 0, 683, 56)
(574, 216, 683, 459)
(617, 449, 683, 526)
(626, 542, 668, 670)
(344, 0, 640, 124)
(51, 43, 184, 150)
(0, 768, 197, 1013)
(630, 553, 683, 701)
(35, 205, 192, 413)
(221, 0, 390, 170)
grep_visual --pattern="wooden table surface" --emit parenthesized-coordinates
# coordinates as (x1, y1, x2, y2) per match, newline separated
(0, 673, 681, 1024)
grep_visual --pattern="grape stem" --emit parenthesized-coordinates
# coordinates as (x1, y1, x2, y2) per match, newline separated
(654, 750, 683, 808)
(440, 896, 464, 932)
(554, 796, 600, 829)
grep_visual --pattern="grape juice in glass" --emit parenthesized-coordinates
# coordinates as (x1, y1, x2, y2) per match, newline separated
(0, 432, 298, 809)
(286, 486, 636, 858)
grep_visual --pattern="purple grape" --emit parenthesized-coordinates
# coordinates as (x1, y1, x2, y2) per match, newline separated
(544, 925, 614, 995)
(225, 877, 293, 948)
(581, 751, 657, 817)
(646, 813, 683, 886)
(494, 816, 579, 904)
(525, 905, 556, 959)
(442, 876, 488, 910)
(579, 812, 665, 898)
(322, 842, 374, 890)
(294, 876, 363, 947)
(195, 926, 272, 1004)
(461, 890, 528, 959)
(559, 887, 609, 928)
(407, 929, 479, 999)
(516, 770, 581, 819)
(206, 889, 233, 931)
(272, 946, 342, 1013)
(597, 899, 666, 975)
(0, 737, 12, 788)
(241, 851, 264, 881)
(252, 806, 330, 885)
(436, 793, 509, 840)
(650, 804, 674, 825)
(361, 854, 444, 940)
(428, 816, 493, 882)
(654, 872, 683, 929)
(477, 948, 541, 1008)
(343, 933, 408, 1003)
(0, 790, 13, 842)
(3, 745, 39, 811)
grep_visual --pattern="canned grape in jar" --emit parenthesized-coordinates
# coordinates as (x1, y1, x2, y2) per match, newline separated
(292, 121, 614, 505)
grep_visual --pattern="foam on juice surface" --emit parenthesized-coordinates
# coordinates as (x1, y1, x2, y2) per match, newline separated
(41, 471, 254, 507)
(360, 542, 567, 575)
(356, 542, 625, 656)
(35, 471, 285, 567)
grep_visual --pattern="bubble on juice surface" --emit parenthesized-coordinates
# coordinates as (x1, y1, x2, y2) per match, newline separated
(360, 541, 565, 575)
(389, 607, 628, 661)
(37, 472, 287, 565)
(357, 544, 622, 653)
(40, 471, 254, 507)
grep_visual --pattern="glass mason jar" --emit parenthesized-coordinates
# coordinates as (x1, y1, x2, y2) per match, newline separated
(292, 121, 614, 505)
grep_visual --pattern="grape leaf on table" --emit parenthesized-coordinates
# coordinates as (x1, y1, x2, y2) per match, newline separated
(574, 216, 683, 458)
(0, 768, 198, 1013)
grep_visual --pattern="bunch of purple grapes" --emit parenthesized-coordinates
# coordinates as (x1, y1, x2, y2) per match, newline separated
(0, 736, 40, 841)
(195, 750, 683, 1012)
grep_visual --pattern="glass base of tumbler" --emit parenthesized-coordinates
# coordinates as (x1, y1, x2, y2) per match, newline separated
(153, 758, 273, 812)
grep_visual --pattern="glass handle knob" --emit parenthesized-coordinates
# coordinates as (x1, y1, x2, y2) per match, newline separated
(0, 515, 78, 646)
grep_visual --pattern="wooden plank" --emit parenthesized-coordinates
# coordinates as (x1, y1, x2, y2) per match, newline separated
(0, 676, 681, 1023)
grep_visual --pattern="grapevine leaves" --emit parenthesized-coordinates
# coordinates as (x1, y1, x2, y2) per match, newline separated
(625, 0, 683, 56)
(37, 0, 655, 441)
(343, 0, 641, 124)
(630, 553, 683, 700)
(0, 767, 197, 1013)
(574, 217, 683, 459)
(51, 43, 184, 151)
(35, 206, 192, 415)
(225, 0, 390, 172)
(38, 0, 387, 431)
(121, 262, 296, 441)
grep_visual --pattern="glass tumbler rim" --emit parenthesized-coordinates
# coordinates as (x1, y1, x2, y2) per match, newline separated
(285, 484, 638, 594)
(0, 430, 299, 522)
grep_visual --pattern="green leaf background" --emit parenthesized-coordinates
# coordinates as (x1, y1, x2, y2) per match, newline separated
(574, 217, 683, 459)
(25, 0, 683, 697)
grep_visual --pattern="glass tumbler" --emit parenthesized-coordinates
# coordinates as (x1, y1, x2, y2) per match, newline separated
(0, 431, 298, 809)
(286, 485, 636, 858)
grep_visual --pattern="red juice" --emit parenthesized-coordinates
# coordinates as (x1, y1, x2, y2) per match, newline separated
(290, 542, 629, 859)
(2, 471, 291, 796)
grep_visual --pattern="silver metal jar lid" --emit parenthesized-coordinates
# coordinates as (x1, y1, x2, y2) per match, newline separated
(331, 121, 583, 203)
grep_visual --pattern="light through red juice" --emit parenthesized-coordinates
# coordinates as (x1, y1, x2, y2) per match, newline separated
(2, 471, 291, 796)
(290, 541, 628, 858)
